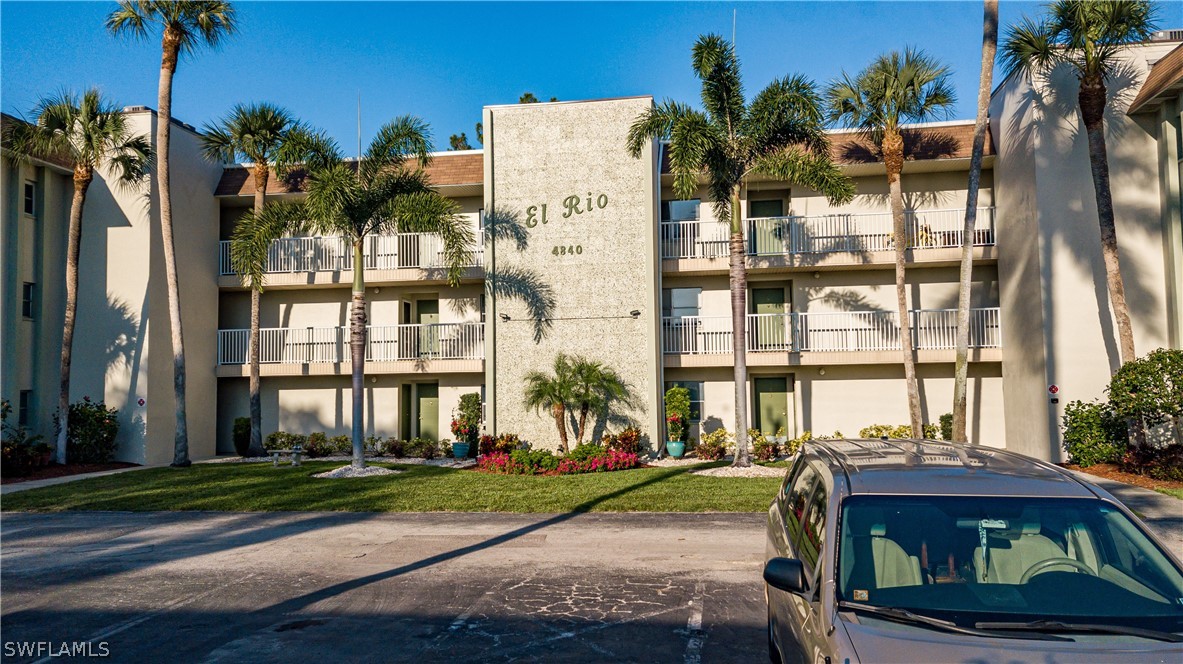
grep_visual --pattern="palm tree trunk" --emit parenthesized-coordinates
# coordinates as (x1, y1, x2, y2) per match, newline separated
(158, 30, 190, 467)
(729, 186, 751, 467)
(1079, 75, 1143, 450)
(578, 403, 589, 445)
(953, 0, 998, 443)
(350, 239, 367, 468)
(246, 167, 269, 457)
(553, 402, 569, 453)
(1078, 77, 1136, 366)
(56, 171, 92, 465)
(885, 130, 924, 438)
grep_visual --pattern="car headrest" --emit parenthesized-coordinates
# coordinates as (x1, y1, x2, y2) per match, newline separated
(1021, 522, 1041, 536)
(870, 523, 887, 537)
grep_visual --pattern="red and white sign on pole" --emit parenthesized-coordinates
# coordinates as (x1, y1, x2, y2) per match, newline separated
(1048, 385, 1059, 395)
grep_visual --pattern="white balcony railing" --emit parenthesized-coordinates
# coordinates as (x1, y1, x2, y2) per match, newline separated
(218, 232, 483, 277)
(661, 207, 996, 260)
(661, 307, 1001, 355)
(217, 322, 484, 365)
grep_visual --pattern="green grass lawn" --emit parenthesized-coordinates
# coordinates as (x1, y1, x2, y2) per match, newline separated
(1, 461, 784, 513)
(1155, 487, 1183, 500)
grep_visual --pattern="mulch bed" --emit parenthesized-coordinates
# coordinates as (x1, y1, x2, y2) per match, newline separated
(1, 462, 138, 485)
(1061, 463, 1183, 492)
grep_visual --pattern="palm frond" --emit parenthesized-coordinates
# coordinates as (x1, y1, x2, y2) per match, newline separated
(625, 99, 694, 158)
(1000, 15, 1060, 81)
(229, 201, 310, 289)
(360, 116, 433, 182)
(753, 147, 855, 206)
(691, 34, 745, 136)
(745, 74, 830, 157)
(667, 110, 719, 201)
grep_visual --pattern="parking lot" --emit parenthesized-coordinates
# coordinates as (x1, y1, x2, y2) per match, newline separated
(1, 512, 768, 663)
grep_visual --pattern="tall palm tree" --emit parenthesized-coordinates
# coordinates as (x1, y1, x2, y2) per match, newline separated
(568, 357, 630, 445)
(522, 354, 575, 453)
(201, 102, 304, 458)
(627, 34, 854, 467)
(107, 0, 237, 467)
(827, 48, 956, 438)
(953, 0, 999, 443)
(1001, 0, 1158, 368)
(242, 118, 473, 468)
(5, 90, 152, 465)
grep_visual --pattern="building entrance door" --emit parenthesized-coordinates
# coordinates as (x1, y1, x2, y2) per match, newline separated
(751, 287, 788, 350)
(416, 299, 439, 357)
(749, 199, 784, 255)
(416, 382, 439, 440)
(753, 376, 790, 435)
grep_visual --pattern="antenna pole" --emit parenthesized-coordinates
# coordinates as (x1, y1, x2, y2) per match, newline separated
(732, 8, 736, 46)
(357, 90, 362, 179)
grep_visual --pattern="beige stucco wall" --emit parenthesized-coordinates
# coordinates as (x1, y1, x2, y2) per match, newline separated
(991, 42, 1178, 461)
(485, 98, 662, 449)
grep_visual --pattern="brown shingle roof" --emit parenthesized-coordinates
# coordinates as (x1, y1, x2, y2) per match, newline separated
(659, 122, 994, 173)
(1128, 43, 1183, 115)
(214, 151, 484, 197)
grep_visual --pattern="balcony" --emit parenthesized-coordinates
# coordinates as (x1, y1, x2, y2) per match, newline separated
(215, 322, 484, 376)
(661, 307, 1001, 367)
(660, 207, 996, 268)
(217, 233, 483, 287)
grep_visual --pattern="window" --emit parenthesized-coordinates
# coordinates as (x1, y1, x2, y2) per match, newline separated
(800, 484, 829, 574)
(661, 287, 701, 318)
(661, 199, 700, 222)
(785, 463, 820, 554)
(479, 294, 486, 323)
(665, 380, 703, 422)
(18, 390, 32, 426)
(23, 181, 35, 216)
(21, 283, 35, 319)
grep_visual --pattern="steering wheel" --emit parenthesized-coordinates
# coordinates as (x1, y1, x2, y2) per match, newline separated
(1019, 557, 1096, 584)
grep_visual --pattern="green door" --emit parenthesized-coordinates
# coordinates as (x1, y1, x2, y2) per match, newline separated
(417, 383, 439, 440)
(754, 377, 790, 435)
(751, 287, 787, 349)
(749, 199, 784, 255)
(400, 385, 412, 440)
(416, 299, 440, 356)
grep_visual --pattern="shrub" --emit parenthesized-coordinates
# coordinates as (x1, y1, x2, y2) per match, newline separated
(406, 437, 439, 460)
(939, 413, 953, 441)
(328, 435, 352, 456)
(697, 428, 731, 460)
(784, 430, 811, 456)
(65, 397, 120, 463)
(511, 448, 559, 473)
(557, 449, 639, 474)
(1122, 444, 1183, 481)
(859, 423, 940, 439)
(1061, 400, 1126, 467)
(750, 429, 779, 461)
(232, 417, 251, 457)
(264, 431, 285, 450)
(453, 392, 483, 446)
(383, 437, 405, 458)
(479, 433, 521, 456)
(1108, 348, 1183, 429)
(602, 427, 645, 455)
(305, 432, 330, 458)
(567, 442, 606, 463)
(264, 432, 309, 453)
(2, 399, 48, 476)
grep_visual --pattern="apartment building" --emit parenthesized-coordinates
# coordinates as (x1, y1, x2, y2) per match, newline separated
(4, 38, 1180, 464)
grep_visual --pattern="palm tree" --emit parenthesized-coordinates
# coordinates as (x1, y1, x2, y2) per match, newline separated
(5, 90, 152, 465)
(201, 102, 304, 458)
(522, 354, 576, 453)
(107, 0, 237, 467)
(953, 0, 999, 443)
(826, 48, 956, 438)
(1001, 0, 1158, 368)
(242, 118, 473, 468)
(568, 357, 631, 445)
(627, 34, 854, 466)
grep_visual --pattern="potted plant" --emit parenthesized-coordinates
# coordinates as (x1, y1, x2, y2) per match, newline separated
(453, 392, 483, 458)
(666, 414, 686, 458)
(449, 419, 473, 458)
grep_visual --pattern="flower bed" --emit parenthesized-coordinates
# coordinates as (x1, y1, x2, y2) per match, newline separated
(477, 447, 640, 476)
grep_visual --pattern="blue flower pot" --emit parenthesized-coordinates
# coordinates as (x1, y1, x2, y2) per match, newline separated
(452, 442, 470, 459)
(666, 441, 686, 459)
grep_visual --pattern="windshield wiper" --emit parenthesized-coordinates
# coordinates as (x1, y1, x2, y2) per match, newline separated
(975, 619, 1183, 643)
(838, 602, 1069, 641)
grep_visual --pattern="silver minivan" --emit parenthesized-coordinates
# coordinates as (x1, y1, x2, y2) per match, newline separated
(764, 438, 1183, 663)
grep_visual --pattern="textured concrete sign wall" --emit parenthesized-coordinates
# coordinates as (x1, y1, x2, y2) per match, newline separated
(485, 98, 661, 449)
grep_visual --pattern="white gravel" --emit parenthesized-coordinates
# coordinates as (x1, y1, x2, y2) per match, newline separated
(647, 456, 725, 467)
(691, 464, 789, 478)
(312, 465, 403, 479)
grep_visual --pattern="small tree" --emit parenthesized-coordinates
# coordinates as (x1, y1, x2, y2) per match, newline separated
(522, 354, 575, 453)
(664, 386, 692, 448)
(568, 357, 631, 445)
(453, 392, 483, 447)
(449, 133, 472, 150)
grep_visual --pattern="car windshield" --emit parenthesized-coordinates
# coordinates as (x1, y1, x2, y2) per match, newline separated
(837, 495, 1183, 633)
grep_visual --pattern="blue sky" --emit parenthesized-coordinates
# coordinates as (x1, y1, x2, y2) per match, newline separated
(3, 1, 1179, 152)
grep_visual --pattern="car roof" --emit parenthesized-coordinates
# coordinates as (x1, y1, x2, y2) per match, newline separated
(804, 438, 1100, 499)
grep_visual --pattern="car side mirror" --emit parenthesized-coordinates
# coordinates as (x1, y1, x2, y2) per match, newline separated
(764, 557, 807, 594)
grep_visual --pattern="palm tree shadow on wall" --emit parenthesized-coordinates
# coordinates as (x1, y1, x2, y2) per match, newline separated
(483, 207, 557, 342)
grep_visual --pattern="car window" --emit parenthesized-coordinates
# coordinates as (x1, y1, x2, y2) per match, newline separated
(800, 483, 829, 577)
(785, 464, 820, 554)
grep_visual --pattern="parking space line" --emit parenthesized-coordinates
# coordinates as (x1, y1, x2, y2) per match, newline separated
(683, 581, 706, 664)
